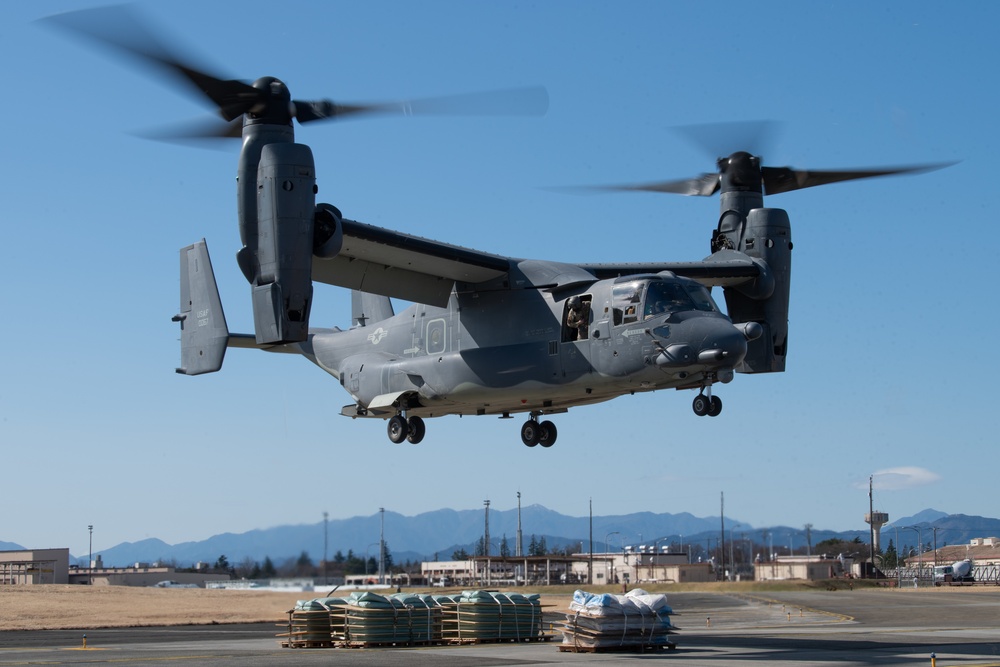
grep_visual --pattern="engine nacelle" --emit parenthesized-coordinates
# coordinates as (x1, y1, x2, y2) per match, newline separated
(721, 207, 792, 373)
(313, 203, 344, 259)
(252, 142, 317, 344)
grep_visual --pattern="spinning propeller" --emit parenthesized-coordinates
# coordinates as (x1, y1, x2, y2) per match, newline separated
(584, 121, 951, 198)
(42, 5, 548, 139)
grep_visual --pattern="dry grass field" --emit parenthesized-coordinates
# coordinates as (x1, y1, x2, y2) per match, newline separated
(0, 580, 862, 631)
(0, 585, 317, 631)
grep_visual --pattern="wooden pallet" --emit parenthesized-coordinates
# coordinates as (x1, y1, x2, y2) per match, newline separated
(447, 634, 554, 645)
(280, 640, 336, 649)
(558, 641, 677, 653)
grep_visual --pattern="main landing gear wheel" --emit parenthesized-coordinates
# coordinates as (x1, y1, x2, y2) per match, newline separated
(522, 419, 558, 447)
(521, 420, 540, 447)
(387, 415, 409, 443)
(406, 416, 426, 444)
(693, 394, 723, 417)
(538, 420, 557, 447)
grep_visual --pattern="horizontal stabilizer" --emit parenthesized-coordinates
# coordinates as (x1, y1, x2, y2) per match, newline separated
(173, 240, 229, 375)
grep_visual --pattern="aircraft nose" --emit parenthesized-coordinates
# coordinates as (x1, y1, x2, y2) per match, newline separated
(654, 319, 749, 370)
(696, 324, 748, 368)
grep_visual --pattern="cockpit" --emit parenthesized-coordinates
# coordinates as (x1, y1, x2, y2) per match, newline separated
(612, 275, 719, 326)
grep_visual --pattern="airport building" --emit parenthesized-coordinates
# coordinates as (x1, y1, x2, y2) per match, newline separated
(0, 549, 70, 584)
(0, 549, 227, 587)
(420, 549, 712, 587)
(905, 537, 1000, 568)
(754, 554, 853, 582)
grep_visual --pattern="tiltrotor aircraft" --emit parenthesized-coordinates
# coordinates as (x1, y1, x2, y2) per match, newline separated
(49, 8, 944, 448)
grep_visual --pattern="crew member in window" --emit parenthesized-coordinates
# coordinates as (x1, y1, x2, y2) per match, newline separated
(566, 296, 590, 340)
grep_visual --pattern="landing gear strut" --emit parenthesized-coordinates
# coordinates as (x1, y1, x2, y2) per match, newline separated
(387, 414, 426, 444)
(521, 414, 557, 447)
(692, 391, 722, 417)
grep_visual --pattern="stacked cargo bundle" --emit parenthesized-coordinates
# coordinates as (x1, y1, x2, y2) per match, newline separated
(440, 590, 546, 643)
(341, 591, 442, 646)
(558, 589, 677, 652)
(388, 592, 444, 643)
(282, 596, 346, 647)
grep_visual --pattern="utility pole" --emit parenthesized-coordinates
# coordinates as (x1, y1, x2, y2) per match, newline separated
(378, 507, 385, 585)
(516, 492, 523, 558)
(323, 511, 329, 586)
(588, 498, 593, 585)
(719, 492, 726, 581)
(483, 500, 491, 586)
(516, 492, 523, 587)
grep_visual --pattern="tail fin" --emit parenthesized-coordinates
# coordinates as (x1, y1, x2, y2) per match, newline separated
(173, 240, 229, 375)
(351, 290, 394, 327)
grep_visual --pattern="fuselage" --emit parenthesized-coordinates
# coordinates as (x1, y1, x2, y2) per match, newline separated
(299, 268, 749, 419)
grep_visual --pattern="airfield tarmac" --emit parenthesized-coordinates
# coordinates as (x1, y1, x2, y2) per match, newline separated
(2, 588, 1000, 666)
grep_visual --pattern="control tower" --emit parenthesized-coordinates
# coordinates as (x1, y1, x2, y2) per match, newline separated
(865, 511, 889, 553)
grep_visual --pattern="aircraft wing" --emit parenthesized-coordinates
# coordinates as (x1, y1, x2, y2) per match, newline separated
(579, 250, 763, 287)
(312, 218, 512, 306)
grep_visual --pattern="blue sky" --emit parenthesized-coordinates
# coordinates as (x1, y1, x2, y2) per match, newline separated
(2, 1, 994, 557)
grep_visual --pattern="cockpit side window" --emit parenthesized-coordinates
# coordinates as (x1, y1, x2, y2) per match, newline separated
(612, 282, 644, 326)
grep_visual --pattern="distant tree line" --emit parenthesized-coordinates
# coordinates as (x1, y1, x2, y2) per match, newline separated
(172, 532, 895, 577)
(172, 543, 409, 580)
(451, 534, 576, 560)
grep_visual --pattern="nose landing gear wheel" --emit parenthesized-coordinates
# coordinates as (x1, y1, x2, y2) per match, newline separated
(707, 395, 723, 417)
(693, 394, 723, 417)
(387, 415, 409, 443)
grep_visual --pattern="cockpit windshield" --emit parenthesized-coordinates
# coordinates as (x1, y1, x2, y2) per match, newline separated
(643, 280, 718, 319)
(643, 281, 694, 319)
(613, 278, 718, 325)
(682, 283, 718, 313)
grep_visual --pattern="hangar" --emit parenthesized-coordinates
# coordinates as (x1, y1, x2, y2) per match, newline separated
(0, 549, 69, 584)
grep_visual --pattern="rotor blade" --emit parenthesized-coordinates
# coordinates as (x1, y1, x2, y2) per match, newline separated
(676, 120, 781, 161)
(568, 173, 721, 197)
(136, 117, 244, 145)
(41, 5, 261, 121)
(293, 86, 549, 123)
(762, 163, 956, 195)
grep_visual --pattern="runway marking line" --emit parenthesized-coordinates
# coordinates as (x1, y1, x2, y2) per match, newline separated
(738, 592, 856, 623)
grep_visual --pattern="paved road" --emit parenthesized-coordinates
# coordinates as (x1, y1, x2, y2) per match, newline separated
(2, 589, 999, 666)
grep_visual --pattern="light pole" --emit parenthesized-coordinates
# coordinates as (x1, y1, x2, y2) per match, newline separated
(901, 525, 921, 586)
(893, 526, 903, 590)
(366, 543, 380, 582)
(605, 531, 619, 585)
(729, 525, 739, 581)
(323, 511, 328, 586)
(650, 537, 667, 582)
(88, 525, 93, 586)
(931, 526, 940, 572)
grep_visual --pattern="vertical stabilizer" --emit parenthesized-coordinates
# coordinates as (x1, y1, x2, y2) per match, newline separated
(351, 290, 394, 327)
(173, 240, 229, 375)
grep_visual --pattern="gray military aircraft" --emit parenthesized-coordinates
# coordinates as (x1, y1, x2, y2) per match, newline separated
(49, 7, 944, 447)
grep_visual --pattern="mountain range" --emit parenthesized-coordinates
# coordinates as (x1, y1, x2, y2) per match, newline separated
(8, 506, 998, 568)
